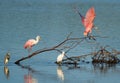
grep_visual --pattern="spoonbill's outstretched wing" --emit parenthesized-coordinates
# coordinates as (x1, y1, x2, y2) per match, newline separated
(84, 7, 96, 28)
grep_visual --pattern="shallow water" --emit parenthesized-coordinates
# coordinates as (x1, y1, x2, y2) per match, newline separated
(0, 0, 120, 83)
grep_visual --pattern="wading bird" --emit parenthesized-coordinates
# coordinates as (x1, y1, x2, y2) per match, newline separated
(56, 51, 65, 64)
(75, 7, 96, 36)
(4, 52, 10, 65)
(24, 36, 41, 52)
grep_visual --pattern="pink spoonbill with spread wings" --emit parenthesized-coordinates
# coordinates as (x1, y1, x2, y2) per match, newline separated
(24, 35, 41, 52)
(75, 7, 96, 36)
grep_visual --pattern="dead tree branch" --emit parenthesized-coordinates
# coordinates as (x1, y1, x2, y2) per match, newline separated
(15, 34, 86, 64)
(62, 46, 120, 65)
(15, 33, 107, 65)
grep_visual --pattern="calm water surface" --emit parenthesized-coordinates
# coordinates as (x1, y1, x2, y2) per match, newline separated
(0, 0, 120, 83)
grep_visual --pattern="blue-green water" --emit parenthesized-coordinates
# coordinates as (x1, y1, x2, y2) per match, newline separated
(0, 0, 120, 83)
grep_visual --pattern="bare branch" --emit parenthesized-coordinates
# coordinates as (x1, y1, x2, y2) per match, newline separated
(15, 34, 85, 64)
(15, 33, 108, 64)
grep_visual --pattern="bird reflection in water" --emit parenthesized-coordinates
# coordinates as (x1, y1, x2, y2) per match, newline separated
(16, 64, 38, 83)
(24, 73, 38, 83)
(57, 66, 64, 81)
(4, 66, 10, 79)
(17, 64, 38, 83)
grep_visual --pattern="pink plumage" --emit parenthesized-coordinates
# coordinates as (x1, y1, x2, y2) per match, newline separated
(24, 36, 41, 52)
(24, 39, 36, 49)
(83, 7, 96, 36)
(75, 7, 96, 36)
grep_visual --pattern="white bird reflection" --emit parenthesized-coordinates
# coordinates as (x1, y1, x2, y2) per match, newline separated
(4, 66, 10, 79)
(57, 66, 64, 81)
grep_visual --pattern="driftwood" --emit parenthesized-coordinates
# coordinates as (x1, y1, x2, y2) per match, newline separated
(61, 46, 120, 65)
(15, 33, 90, 64)
(14, 32, 110, 65)
(92, 46, 120, 63)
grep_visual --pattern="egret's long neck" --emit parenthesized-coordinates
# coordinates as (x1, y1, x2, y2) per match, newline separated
(62, 52, 65, 57)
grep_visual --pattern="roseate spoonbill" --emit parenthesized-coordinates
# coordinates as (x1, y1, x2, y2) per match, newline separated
(56, 51, 65, 64)
(75, 7, 96, 36)
(24, 35, 41, 52)
(4, 52, 10, 65)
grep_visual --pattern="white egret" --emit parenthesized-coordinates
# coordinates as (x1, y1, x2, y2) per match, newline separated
(56, 51, 65, 64)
